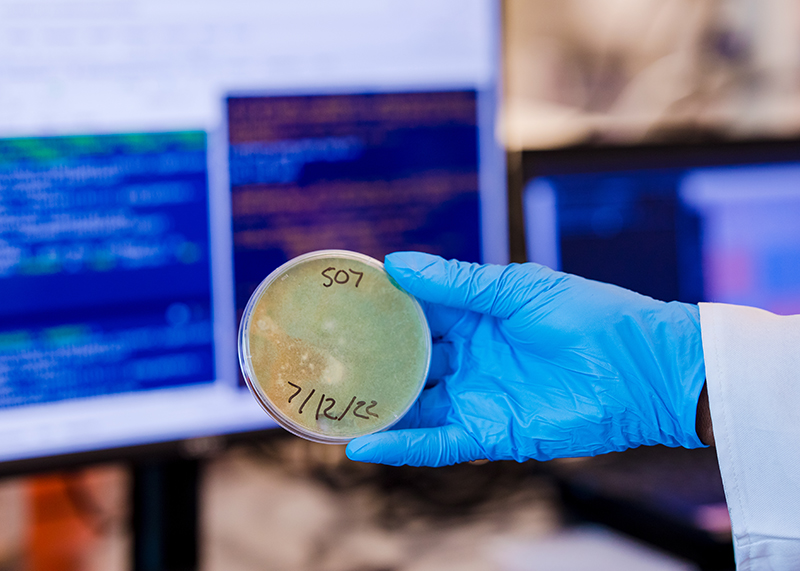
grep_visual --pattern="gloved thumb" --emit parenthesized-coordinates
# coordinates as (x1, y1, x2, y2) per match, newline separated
(385, 252, 554, 319)
(346, 424, 484, 467)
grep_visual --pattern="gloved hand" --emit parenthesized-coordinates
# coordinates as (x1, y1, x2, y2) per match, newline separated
(345, 252, 706, 467)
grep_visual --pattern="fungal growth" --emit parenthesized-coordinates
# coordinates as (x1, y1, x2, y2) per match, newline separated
(240, 251, 430, 442)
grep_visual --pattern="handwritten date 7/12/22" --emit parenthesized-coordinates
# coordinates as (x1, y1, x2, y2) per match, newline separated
(287, 381, 379, 422)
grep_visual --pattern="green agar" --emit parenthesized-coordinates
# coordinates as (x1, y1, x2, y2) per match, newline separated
(246, 254, 429, 440)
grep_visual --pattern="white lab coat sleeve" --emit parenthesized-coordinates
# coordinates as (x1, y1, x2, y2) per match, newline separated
(699, 302, 800, 570)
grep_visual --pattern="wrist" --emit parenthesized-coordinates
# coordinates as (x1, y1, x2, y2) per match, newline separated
(665, 302, 708, 448)
(695, 382, 715, 446)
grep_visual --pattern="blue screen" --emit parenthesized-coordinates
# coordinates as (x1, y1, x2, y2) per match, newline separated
(525, 158, 800, 314)
(0, 132, 216, 406)
(228, 90, 483, 315)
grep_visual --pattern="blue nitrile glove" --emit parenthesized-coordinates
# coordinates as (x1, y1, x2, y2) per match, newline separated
(346, 252, 706, 467)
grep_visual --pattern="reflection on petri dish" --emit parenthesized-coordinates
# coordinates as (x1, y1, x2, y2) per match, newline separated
(238, 250, 431, 444)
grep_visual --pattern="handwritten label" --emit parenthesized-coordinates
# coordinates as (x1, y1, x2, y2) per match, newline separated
(286, 381, 379, 421)
(321, 267, 364, 288)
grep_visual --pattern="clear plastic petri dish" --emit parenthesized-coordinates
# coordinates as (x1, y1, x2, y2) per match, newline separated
(238, 250, 431, 444)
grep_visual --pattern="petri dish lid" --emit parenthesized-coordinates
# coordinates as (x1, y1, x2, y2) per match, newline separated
(238, 250, 431, 444)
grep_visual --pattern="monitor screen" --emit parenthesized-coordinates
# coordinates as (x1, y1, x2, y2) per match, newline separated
(229, 89, 492, 317)
(522, 143, 800, 315)
(0, 0, 504, 467)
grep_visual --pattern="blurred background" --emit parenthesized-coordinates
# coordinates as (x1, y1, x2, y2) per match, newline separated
(503, 0, 800, 148)
(1, 0, 800, 569)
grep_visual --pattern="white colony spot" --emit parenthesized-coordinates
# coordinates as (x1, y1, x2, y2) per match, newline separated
(322, 319, 336, 333)
(256, 316, 281, 336)
(320, 355, 345, 385)
(301, 353, 308, 362)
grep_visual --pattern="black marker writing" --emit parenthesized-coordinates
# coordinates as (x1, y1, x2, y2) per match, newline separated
(337, 396, 356, 421)
(320, 267, 364, 288)
(285, 383, 378, 423)
(315, 393, 325, 420)
(287, 381, 302, 403)
(353, 400, 369, 419)
(299, 388, 315, 414)
(349, 269, 363, 287)
(365, 400, 379, 418)
(322, 397, 338, 420)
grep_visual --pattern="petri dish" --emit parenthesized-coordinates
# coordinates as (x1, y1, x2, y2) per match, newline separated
(238, 250, 431, 444)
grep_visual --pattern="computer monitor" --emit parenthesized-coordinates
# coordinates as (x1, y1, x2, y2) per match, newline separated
(227, 88, 507, 323)
(519, 140, 800, 312)
(0, 0, 505, 474)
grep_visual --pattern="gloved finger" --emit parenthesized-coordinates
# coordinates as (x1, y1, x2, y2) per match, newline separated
(419, 300, 466, 338)
(389, 382, 451, 430)
(345, 424, 484, 467)
(427, 341, 454, 383)
(386, 252, 556, 319)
